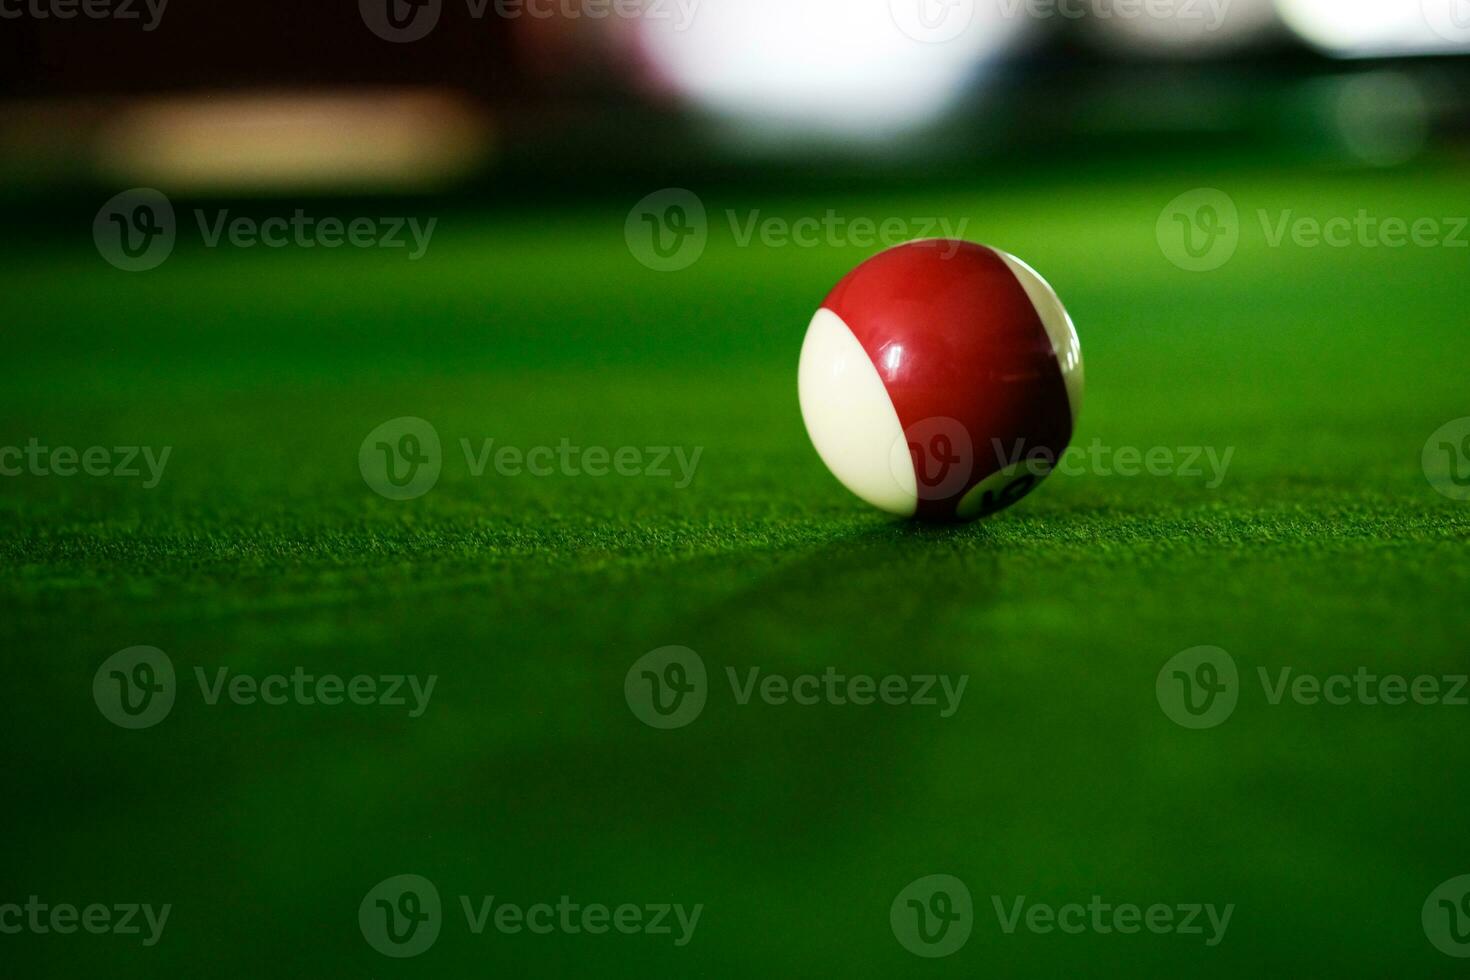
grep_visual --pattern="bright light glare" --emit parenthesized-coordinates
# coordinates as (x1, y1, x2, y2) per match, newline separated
(634, 0, 1027, 141)
(1276, 0, 1470, 57)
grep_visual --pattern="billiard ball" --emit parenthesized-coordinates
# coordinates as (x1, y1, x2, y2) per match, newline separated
(799, 240, 1083, 522)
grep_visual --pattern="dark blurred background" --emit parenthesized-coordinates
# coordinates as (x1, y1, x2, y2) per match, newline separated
(3, 0, 1468, 205)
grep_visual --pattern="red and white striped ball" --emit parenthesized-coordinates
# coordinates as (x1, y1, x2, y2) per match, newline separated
(799, 240, 1083, 522)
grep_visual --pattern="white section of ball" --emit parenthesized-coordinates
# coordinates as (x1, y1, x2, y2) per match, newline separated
(797, 308, 917, 516)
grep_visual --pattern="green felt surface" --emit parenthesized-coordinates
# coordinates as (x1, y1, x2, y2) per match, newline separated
(3, 160, 1469, 976)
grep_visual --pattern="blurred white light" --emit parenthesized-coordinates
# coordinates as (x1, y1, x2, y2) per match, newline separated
(1086, 0, 1278, 55)
(633, 0, 1027, 142)
(1276, 0, 1470, 57)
